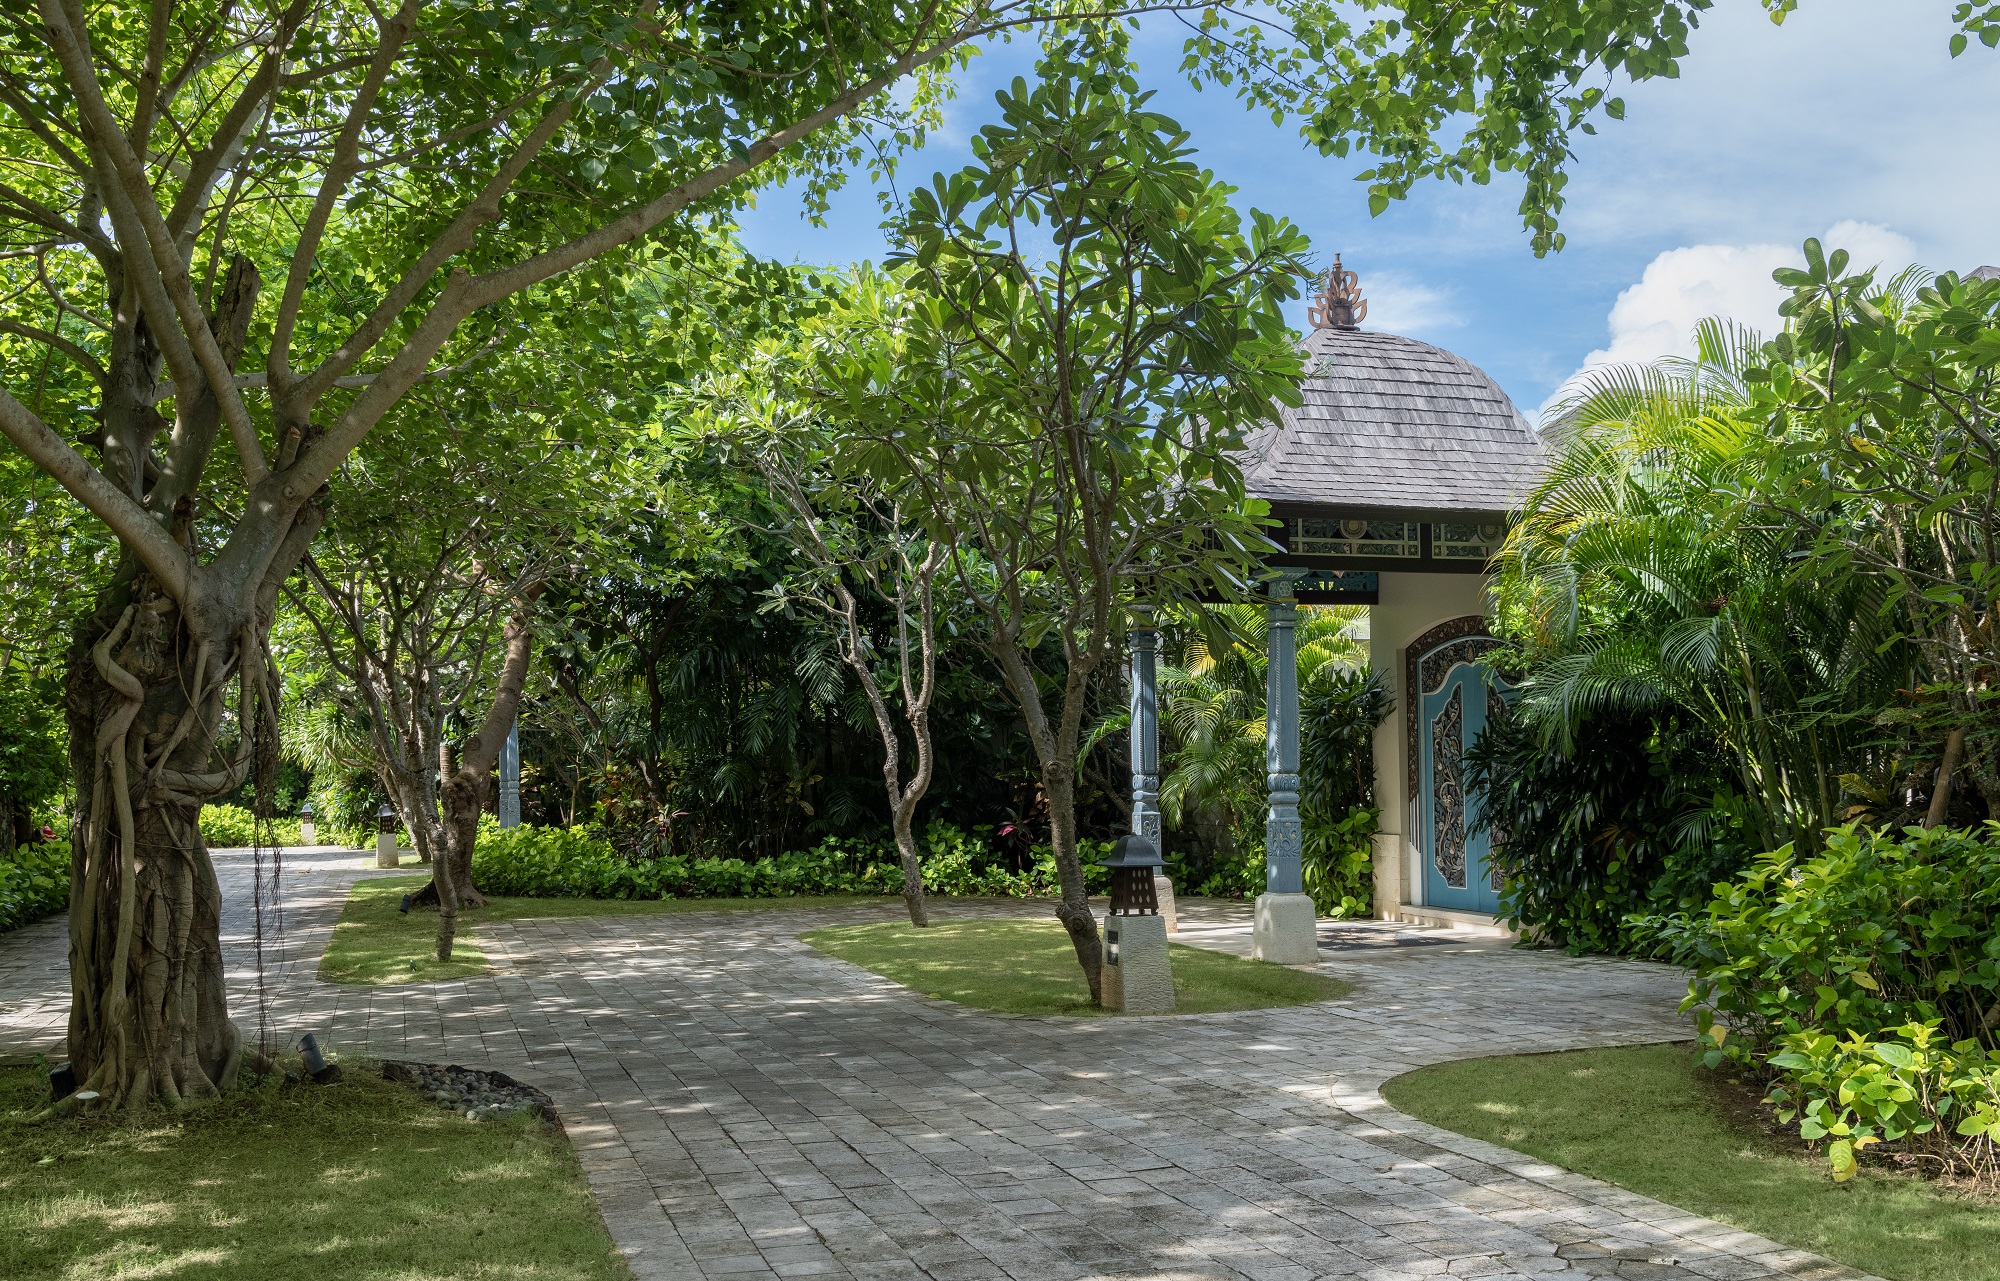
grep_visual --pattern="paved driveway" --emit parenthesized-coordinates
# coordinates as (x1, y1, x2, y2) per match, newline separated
(0, 857, 1865, 1281)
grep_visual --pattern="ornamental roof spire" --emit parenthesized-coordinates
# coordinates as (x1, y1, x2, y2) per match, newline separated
(1308, 254, 1367, 330)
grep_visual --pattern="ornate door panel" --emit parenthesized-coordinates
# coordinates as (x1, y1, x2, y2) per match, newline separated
(1407, 618, 1510, 913)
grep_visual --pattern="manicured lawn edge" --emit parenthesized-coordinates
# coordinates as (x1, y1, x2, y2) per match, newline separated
(319, 874, 895, 985)
(1380, 1042, 2000, 1281)
(0, 1060, 627, 1281)
(803, 917, 1353, 1016)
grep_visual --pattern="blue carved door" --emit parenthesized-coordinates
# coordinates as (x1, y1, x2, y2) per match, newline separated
(1415, 629, 1510, 913)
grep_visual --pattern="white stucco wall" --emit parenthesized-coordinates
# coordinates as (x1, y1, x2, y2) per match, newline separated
(1369, 571, 1489, 918)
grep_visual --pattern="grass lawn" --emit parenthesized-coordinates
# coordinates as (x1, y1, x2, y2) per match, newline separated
(0, 1062, 623, 1281)
(320, 875, 888, 984)
(802, 917, 1353, 1015)
(1382, 1042, 2000, 1281)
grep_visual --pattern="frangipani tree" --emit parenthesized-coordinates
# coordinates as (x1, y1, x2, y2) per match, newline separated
(833, 57, 1313, 1000)
(1753, 247, 2000, 822)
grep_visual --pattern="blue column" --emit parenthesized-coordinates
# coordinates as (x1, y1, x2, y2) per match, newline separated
(1129, 608, 1161, 846)
(1264, 572, 1306, 895)
(498, 722, 521, 829)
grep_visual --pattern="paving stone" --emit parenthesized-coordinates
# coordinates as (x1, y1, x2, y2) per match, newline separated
(0, 862, 1884, 1281)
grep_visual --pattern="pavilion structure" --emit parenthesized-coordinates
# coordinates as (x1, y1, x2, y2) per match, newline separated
(1127, 258, 1544, 957)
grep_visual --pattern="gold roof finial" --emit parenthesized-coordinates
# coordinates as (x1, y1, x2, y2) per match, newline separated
(1308, 253, 1367, 330)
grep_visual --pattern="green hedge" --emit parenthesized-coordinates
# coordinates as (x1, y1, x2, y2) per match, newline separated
(1634, 822, 2000, 1185)
(198, 804, 304, 849)
(470, 821, 1112, 901)
(0, 841, 68, 933)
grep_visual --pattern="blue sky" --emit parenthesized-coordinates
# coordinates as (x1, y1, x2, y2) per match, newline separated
(737, 0, 1998, 419)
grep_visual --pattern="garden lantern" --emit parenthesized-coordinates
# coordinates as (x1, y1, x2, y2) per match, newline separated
(1102, 834, 1165, 915)
(375, 802, 400, 869)
(1096, 835, 1175, 1013)
(298, 799, 316, 848)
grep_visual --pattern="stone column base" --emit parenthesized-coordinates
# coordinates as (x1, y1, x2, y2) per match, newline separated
(1252, 892, 1319, 965)
(1370, 832, 1405, 921)
(1101, 913, 1175, 1013)
(301, 822, 317, 847)
(375, 832, 399, 869)
(1153, 875, 1179, 934)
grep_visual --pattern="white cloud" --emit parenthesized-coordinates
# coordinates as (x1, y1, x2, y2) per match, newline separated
(1355, 270, 1464, 338)
(1543, 221, 1916, 417)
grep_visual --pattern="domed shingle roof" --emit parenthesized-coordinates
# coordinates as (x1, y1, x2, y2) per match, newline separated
(1242, 325, 1543, 517)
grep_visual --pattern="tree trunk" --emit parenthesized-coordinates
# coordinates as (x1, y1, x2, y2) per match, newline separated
(1925, 727, 1968, 829)
(1041, 760, 1102, 1003)
(386, 772, 433, 863)
(62, 583, 260, 1108)
(433, 585, 543, 960)
(892, 809, 929, 927)
(433, 769, 486, 959)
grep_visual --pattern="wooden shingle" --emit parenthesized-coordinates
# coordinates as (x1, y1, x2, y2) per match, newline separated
(1242, 327, 1543, 517)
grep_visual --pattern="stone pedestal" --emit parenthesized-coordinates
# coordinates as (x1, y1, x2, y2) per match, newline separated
(375, 831, 399, 869)
(1101, 913, 1175, 1014)
(1153, 875, 1179, 934)
(300, 820, 317, 847)
(1252, 892, 1319, 965)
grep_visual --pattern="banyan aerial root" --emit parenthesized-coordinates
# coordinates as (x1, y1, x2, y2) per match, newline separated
(63, 587, 286, 1110)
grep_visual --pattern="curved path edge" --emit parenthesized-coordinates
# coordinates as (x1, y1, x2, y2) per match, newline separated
(2, 860, 1873, 1281)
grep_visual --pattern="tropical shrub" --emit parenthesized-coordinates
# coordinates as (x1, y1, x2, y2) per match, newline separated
(1156, 605, 1387, 910)
(1300, 667, 1390, 917)
(1466, 705, 1748, 952)
(0, 839, 68, 933)
(198, 805, 305, 849)
(1635, 823, 2000, 1184)
(1634, 824, 2000, 1058)
(1494, 321, 1915, 863)
(1765, 1021, 2000, 1188)
(470, 820, 1110, 901)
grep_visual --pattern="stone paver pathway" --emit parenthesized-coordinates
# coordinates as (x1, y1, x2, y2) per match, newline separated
(0, 858, 1870, 1281)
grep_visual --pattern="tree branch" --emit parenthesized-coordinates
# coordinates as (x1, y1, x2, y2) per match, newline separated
(38, 0, 270, 485)
(0, 387, 190, 596)
(0, 318, 106, 386)
(269, 0, 422, 396)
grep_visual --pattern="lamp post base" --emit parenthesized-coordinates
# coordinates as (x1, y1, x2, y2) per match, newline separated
(1252, 892, 1319, 965)
(1100, 914, 1175, 1014)
(375, 832, 399, 869)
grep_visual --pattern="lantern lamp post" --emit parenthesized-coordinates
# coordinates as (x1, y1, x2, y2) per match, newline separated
(375, 802, 400, 869)
(299, 799, 316, 848)
(1097, 835, 1175, 1013)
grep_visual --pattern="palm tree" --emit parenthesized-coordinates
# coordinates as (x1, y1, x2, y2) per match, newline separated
(1503, 320, 1911, 853)
(1153, 604, 1387, 909)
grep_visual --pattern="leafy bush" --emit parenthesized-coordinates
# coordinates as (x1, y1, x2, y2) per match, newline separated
(1299, 667, 1390, 918)
(198, 804, 304, 849)
(1634, 823, 2000, 1184)
(1302, 806, 1377, 918)
(1765, 1021, 2000, 1187)
(1467, 707, 1748, 953)
(0, 839, 69, 933)
(470, 820, 1111, 902)
(1636, 824, 2000, 1057)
